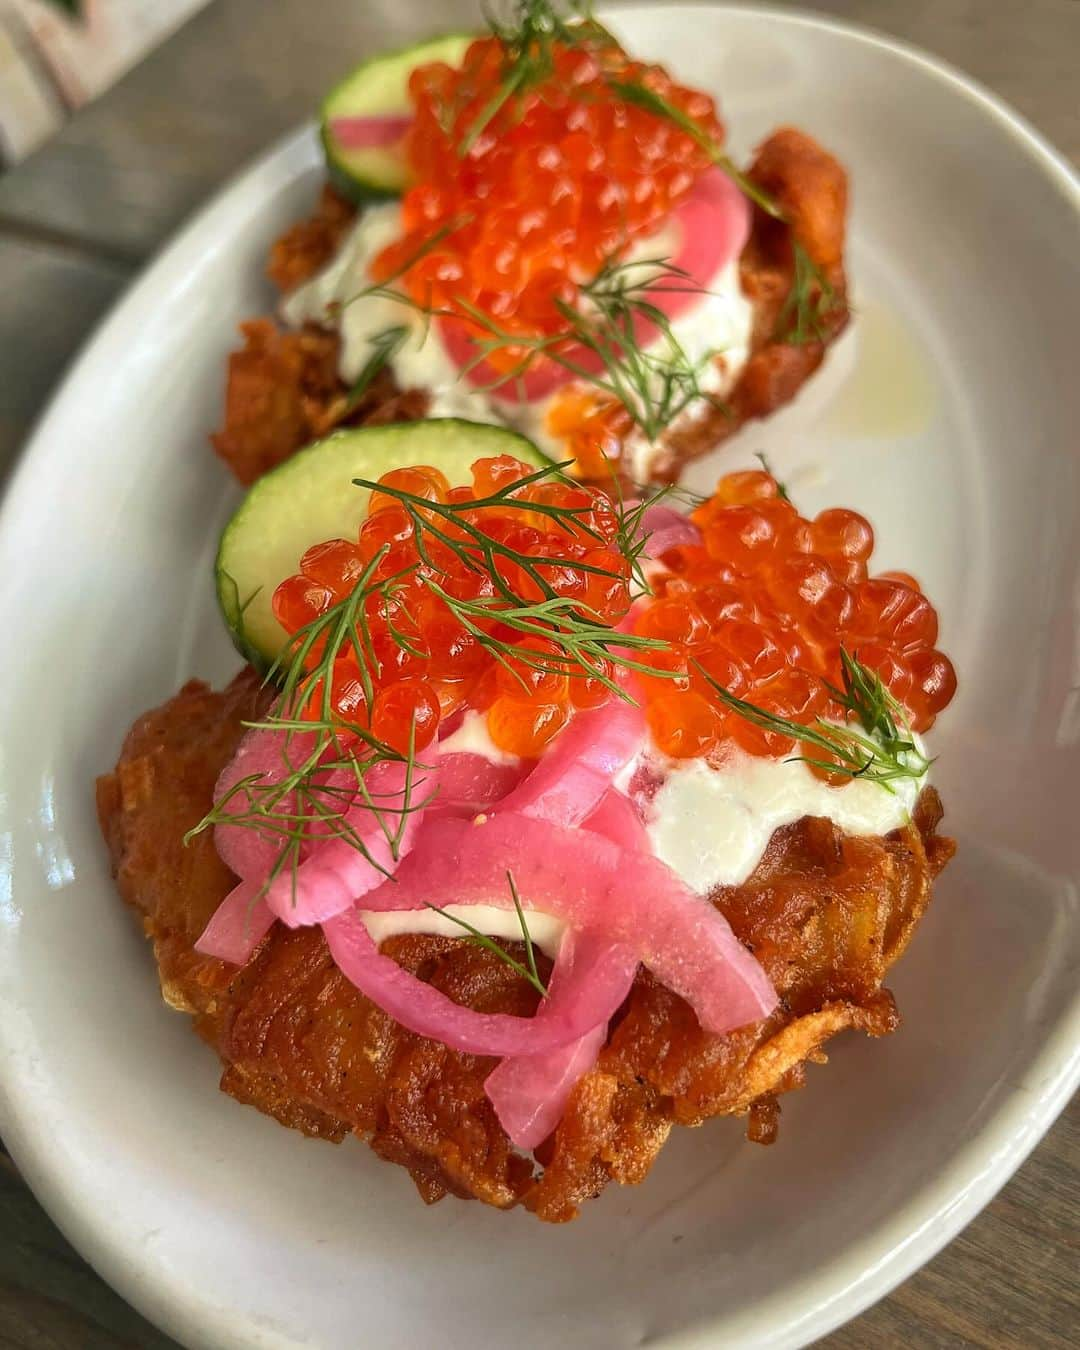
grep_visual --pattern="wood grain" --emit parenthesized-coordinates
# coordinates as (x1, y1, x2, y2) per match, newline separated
(0, 1, 1076, 1347)
(816, 1095, 1079, 1349)
(0, 1148, 174, 1349)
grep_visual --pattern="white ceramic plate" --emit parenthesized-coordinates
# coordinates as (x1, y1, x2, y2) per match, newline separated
(1, 6, 1077, 1348)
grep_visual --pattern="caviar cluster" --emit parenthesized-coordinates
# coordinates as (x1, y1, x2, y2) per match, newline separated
(636, 469, 957, 760)
(545, 386, 636, 482)
(372, 36, 721, 359)
(271, 458, 956, 770)
(271, 455, 631, 758)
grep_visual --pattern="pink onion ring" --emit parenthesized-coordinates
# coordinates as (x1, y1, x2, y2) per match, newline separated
(264, 760, 430, 928)
(213, 728, 319, 882)
(494, 698, 645, 827)
(328, 114, 412, 149)
(436, 751, 528, 813)
(194, 880, 274, 965)
(354, 812, 777, 1037)
(322, 907, 631, 1056)
(209, 732, 433, 937)
(484, 930, 638, 1148)
(482, 791, 650, 1148)
(581, 788, 648, 853)
(638, 502, 702, 559)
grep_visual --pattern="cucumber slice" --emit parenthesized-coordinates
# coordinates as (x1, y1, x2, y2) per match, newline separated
(321, 33, 473, 202)
(216, 420, 552, 666)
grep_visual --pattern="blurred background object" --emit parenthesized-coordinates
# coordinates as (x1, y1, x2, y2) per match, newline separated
(0, 0, 209, 164)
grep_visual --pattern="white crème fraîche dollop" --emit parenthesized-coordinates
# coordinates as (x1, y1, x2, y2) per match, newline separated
(358, 711, 926, 954)
(281, 201, 753, 471)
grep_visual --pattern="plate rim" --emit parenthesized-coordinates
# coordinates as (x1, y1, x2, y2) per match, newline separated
(0, 6, 1077, 1349)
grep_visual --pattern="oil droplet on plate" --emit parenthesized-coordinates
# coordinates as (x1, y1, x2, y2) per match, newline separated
(824, 301, 936, 438)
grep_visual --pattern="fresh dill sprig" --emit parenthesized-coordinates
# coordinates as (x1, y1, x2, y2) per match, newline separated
(600, 77, 845, 347)
(189, 463, 680, 893)
(627, 481, 707, 511)
(218, 569, 269, 673)
(612, 492, 659, 591)
(358, 252, 731, 446)
(453, 1, 608, 154)
(603, 78, 782, 220)
(340, 217, 471, 322)
(556, 257, 731, 441)
(692, 647, 930, 790)
(609, 481, 708, 592)
(424, 869, 549, 996)
(773, 241, 839, 345)
(185, 547, 434, 902)
(825, 648, 929, 774)
(343, 325, 410, 411)
(507, 870, 544, 990)
(428, 584, 664, 698)
(351, 458, 674, 700)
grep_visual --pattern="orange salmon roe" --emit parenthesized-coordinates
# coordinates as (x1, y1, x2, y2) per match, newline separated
(271, 455, 630, 756)
(636, 468, 957, 759)
(372, 36, 723, 364)
(544, 386, 635, 481)
(272, 461, 956, 769)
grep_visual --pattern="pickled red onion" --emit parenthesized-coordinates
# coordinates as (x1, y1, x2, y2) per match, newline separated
(482, 793, 649, 1147)
(484, 930, 638, 1148)
(581, 788, 648, 853)
(355, 812, 777, 1037)
(322, 906, 631, 1056)
(328, 114, 412, 149)
(205, 733, 433, 947)
(264, 760, 427, 928)
(194, 880, 274, 965)
(436, 751, 527, 814)
(213, 728, 318, 882)
(639, 502, 702, 560)
(495, 699, 645, 827)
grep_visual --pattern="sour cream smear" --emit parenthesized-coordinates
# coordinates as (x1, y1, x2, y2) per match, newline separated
(357, 713, 927, 952)
(281, 201, 753, 466)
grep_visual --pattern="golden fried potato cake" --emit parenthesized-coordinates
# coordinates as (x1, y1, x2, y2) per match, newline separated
(210, 128, 850, 488)
(98, 672, 952, 1221)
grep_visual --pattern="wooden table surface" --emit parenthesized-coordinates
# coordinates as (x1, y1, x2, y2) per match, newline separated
(0, 1, 1076, 1346)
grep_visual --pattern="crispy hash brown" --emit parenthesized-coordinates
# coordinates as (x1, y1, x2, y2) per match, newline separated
(211, 127, 849, 488)
(97, 670, 953, 1222)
